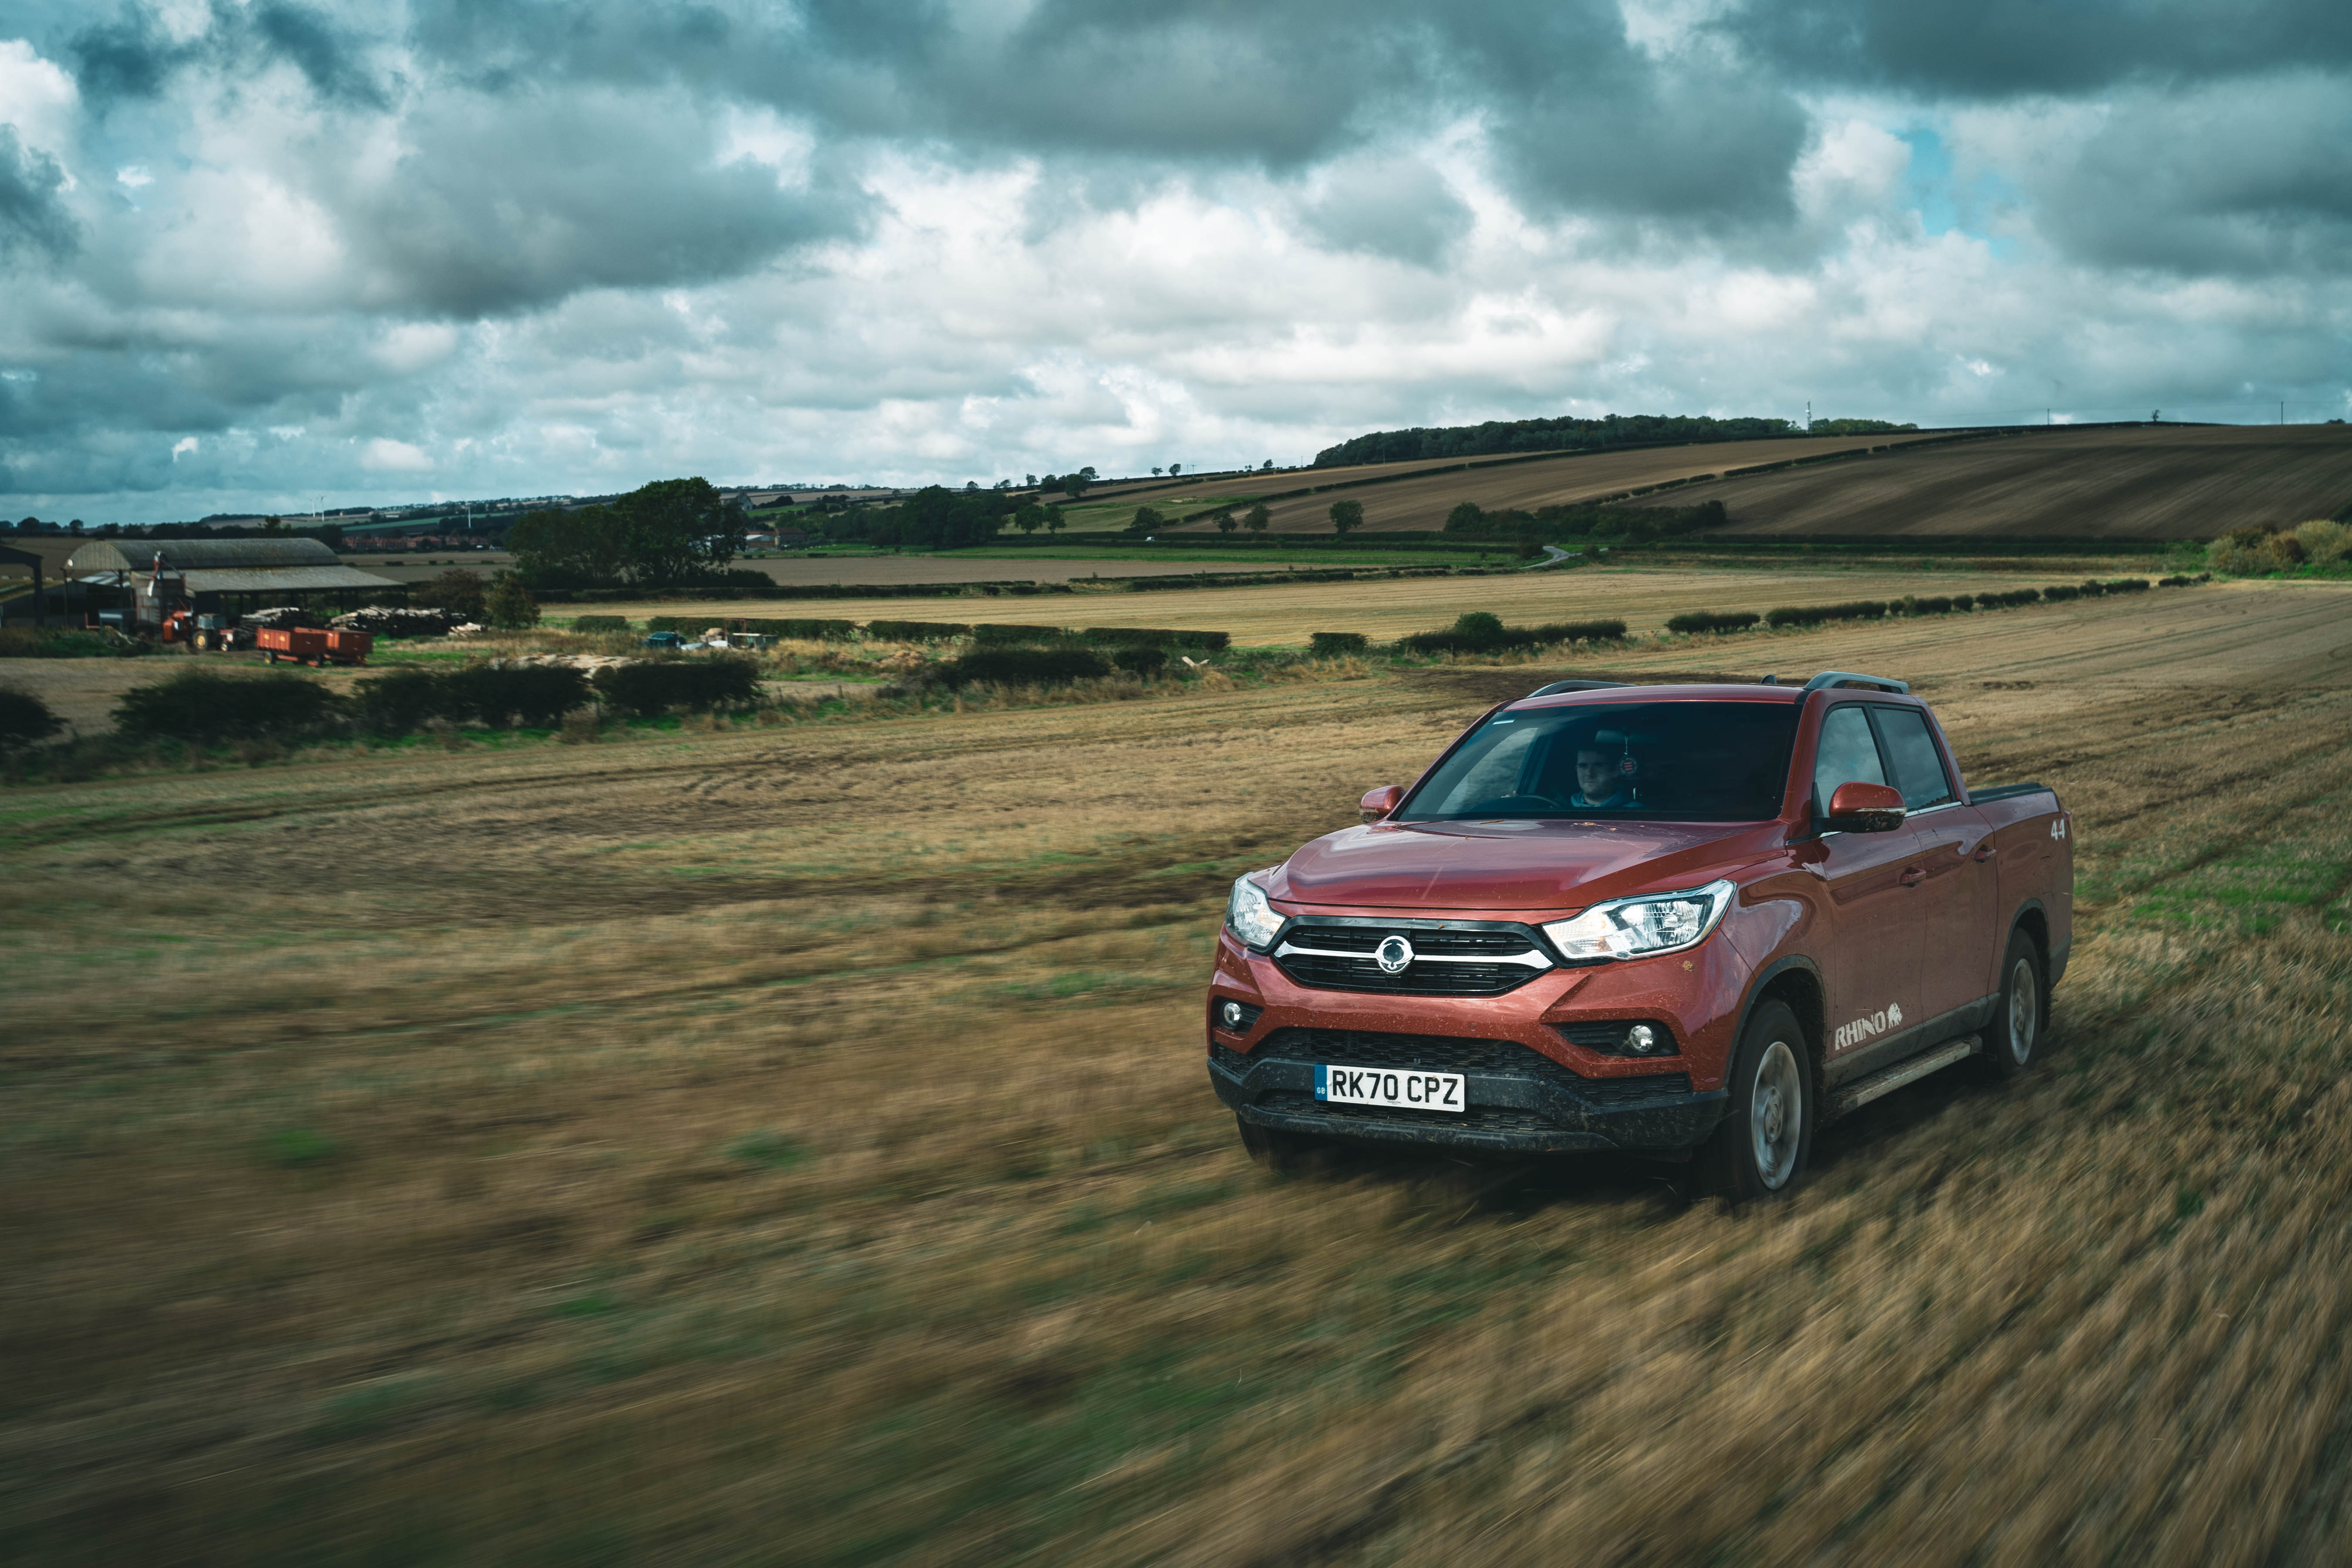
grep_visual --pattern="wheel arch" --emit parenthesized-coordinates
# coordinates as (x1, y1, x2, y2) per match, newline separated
(2010, 898, 2050, 970)
(1735, 954, 1826, 1086)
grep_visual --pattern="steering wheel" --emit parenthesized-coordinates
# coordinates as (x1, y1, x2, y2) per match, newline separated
(1465, 793, 1561, 814)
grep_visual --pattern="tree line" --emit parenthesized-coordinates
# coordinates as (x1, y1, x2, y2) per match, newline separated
(1312, 413, 1913, 468)
(506, 478, 750, 587)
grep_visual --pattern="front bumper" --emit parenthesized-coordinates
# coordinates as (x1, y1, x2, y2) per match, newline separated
(1208, 1039, 1729, 1155)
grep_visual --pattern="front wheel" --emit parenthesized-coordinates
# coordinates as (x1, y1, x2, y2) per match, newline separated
(1701, 999, 1814, 1202)
(1980, 929, 2045, 1082)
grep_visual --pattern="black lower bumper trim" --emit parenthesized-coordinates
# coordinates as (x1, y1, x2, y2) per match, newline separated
(1208, 1048, 1728, 1155)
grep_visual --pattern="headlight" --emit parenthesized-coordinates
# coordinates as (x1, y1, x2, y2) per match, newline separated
(1225, 875, 1285, 949)
(1542, 880, 1735, 961)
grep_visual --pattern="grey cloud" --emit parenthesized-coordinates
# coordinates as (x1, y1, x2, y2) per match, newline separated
(1299, 158, 1471, 268)
(1727, 0, 2352, 97)
(2027, 75, 2352, 277)
(0, 129, 78, 261)
(338, 91, 867, 316)
(68, 0, 388, 109)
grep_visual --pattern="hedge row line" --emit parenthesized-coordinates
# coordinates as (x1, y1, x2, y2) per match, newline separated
(1400, 614, 1627, 655)
(1654, 576, 2195, 636)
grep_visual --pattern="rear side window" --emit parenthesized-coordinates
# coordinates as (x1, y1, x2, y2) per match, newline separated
(1811, 706, 1886, 809)
(1871, 707, 1956, 809)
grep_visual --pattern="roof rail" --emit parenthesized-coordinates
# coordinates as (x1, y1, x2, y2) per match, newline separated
(1801, 670, 1909, 694)
(1526, 679, 1631, 698)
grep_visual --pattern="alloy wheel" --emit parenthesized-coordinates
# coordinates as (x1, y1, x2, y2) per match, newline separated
(2007, 957, 2039, 1065)
(1750, 1039, 1803, 1189)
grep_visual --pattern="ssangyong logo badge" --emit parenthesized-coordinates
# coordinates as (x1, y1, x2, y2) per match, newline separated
(1375, 935, 1415, 975)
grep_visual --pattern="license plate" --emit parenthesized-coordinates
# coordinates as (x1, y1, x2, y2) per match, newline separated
(1315, 1064, 1465, 1114)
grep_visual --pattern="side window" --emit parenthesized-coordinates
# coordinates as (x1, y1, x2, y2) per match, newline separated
(1811, 705, 1887, 814)
(1431, 724, 1539, 813)
(1870, 707, 1956, 810)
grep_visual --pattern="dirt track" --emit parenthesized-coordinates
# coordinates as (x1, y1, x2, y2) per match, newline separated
(6, 582, 2352, 1564)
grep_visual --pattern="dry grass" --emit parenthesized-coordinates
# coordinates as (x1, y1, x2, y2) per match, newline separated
(1678, 423, 2352, 539)
(4, 583, 2352, 1565)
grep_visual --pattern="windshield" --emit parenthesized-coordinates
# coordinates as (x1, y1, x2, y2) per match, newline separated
(1397, 701, 1800, 822)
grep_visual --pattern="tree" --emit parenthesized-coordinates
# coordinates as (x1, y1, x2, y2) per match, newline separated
(1063, 473, 1091, 501)
(1215, 509, 1237, 534)
(1168, 462, 1181, 477)
(1261, 459, 1273, 470)
(1445, 501, 1486, 533)
(1044, 505, 1065, 537)
(1244, 502, 1270, 538)
(484, 571, 541, 630)
(1025, 474, 1038, 487)
(1329, 499, 1364, 537)
(1151, 466, 1163, 477)
(1129, 505, 1164, 535)
(508, 504, 627, 585)
(414, 567, 487, 622)
(1014, 504, 1046, 535)
(613, 478, 746, 584)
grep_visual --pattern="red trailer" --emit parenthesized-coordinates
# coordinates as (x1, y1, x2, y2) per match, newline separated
(257, 627, 372, 667)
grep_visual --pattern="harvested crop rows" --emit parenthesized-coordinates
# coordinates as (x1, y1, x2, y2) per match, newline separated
(1655, 423, 2352, 538)
(1156, 433, 1930, 534)
(5, 582, 2352, 1565)
(582, 562, 2185, 648)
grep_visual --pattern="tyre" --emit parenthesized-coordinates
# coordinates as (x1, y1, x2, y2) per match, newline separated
(1235, 1113, 1319, 1171)
(1980, 928, 2045, 1082)
(1701, 999, 1814, 1202)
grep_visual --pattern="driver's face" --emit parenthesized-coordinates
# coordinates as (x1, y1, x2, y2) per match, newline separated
(1576, 750, 1616, 798)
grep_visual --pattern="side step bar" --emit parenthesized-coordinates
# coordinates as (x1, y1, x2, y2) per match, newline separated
(1830, 1036, 1980, 1115)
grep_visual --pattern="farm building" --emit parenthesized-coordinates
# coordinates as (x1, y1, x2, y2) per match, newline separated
(63, 538, 402, 630)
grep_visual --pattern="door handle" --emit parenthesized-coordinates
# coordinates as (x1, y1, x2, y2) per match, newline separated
(1972, 842, 1996, 862)
(1899, 866, 1926, 887)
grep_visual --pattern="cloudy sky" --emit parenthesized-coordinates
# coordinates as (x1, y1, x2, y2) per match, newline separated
(2, 0, 2348, 521)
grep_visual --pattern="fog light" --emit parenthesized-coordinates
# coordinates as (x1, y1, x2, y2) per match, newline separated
(1220, 1000, 1245, 1030)
(1624, 1023, 1659, 1054)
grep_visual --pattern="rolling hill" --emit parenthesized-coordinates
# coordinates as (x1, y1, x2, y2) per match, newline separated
(1624, 424, 2352, 539)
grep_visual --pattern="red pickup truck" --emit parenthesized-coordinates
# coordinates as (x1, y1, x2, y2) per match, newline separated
(1205, 672, 2072, 1198)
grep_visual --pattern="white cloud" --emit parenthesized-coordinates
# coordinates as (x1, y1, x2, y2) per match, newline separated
(0, 40, 78, 156)
(359, 437, 432, 471)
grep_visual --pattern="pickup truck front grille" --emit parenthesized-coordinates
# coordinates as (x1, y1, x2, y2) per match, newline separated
(1272, 923, 1551, 997)
(1252, 1028, 1692, 1107)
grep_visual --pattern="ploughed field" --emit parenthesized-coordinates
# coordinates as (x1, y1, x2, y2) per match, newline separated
(1139, 433, 1928, 534)
(7, 582, 2352, 1564)
(1655, 423, 2352, 538)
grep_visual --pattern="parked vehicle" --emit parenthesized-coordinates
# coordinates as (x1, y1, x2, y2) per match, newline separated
(642, 631, 687, 650)
(257, 626, 372, 667)
(1205, 672, 2073, 1198)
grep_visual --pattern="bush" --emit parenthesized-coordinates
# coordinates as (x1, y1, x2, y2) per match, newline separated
(413, 568, 487, 622)
(113, 670, 344, 743)
(592, 655, 762, 716)
(484, 572, 541, 630)
(0, 627, 146, 658)
(2102, 578, 2150, 594)
(2158, 573, 2211, 588)
(971, 623, 1072, 646)
(1111, 646, 1168, 676)
(1666, 611, 1761, 635)
(1310, 632, 1369, 655)
(1080, 627, 1230, 651)
(0, 685, 64, 750)
(352, 670, 445, 735)
(1763, 601, 1888, 629)
(2292, 518, 2352, 564)
(571, 615, 629, 633)
(866, 620, 971, 641)
(2041, 584, 2080, 603)
(447, 665, 591, 728)
(939, 647, 1110, 687)
(1977, 588, 2043, 609)
(1401, 612, 1624, 654)
(1950, 594, 1976, 611)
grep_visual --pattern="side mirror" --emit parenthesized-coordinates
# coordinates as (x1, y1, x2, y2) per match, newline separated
(1360, 784, 1405, 821)
(1826, 781, 1907, 833)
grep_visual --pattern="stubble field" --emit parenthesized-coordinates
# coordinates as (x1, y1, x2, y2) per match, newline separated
(4, 580, 2352, 1565)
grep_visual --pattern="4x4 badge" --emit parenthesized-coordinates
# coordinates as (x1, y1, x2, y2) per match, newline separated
(1375, 935, 1415, 975)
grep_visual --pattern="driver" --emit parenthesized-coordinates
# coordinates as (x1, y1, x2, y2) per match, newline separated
(1570, 740, 1641, 809)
